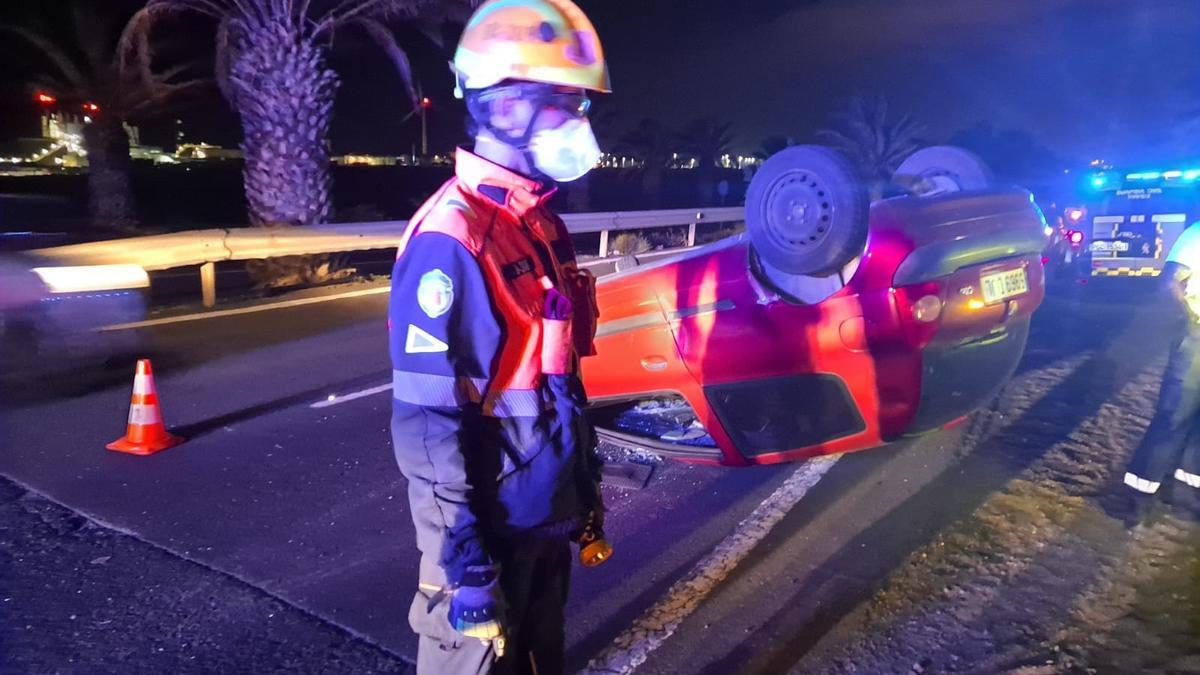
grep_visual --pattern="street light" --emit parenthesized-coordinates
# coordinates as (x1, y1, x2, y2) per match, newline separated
(419, 94, 432, 160)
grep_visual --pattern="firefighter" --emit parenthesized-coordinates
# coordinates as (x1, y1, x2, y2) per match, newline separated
(1122, 223, 1200, 519)
(388, 1, 609, 673)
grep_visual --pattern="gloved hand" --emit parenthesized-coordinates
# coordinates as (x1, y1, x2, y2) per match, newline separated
(544, 285, 574, 320)
(573, 509, 612, 567)
(542, 277, 574, 375)
(447, 566, 505, 643)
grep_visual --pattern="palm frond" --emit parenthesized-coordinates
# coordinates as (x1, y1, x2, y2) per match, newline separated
(352, 17, 416, 106)
(214, 17, 236, 102)
(148, 0, 232, 20)
(0, 24, 88, 91)
(125, 78, 212, 118)
(72, 3, 116, 83)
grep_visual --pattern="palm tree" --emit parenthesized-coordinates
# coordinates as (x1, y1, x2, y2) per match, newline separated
(756, 135, 795, 160)
(1, 3, 207, 229)
(677, 118, 735, 170)
(817, 95, 925, 199)
(676, 118, 735, 205)
(146, 0, 467, 227)
(617, 117, 673, 207)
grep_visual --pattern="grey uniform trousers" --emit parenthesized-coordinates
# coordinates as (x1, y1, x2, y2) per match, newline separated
(406, 477, 572, 675)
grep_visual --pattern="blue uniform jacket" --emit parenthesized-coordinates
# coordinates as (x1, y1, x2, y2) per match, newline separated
(389, 231, 602, 585)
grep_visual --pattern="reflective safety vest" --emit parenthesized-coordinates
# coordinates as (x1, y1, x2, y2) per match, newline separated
(393, 148, 598, 417)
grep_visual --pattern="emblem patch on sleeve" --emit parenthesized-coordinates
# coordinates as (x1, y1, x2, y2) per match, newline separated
(405, 324, 449, 353)
(417, 269, 454, 318)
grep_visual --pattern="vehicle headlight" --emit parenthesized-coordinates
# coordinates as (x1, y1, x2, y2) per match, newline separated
(32, 264, 149, 294)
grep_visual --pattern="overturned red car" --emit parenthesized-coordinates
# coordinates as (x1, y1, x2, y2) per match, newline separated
(582, 146, 1049, 466)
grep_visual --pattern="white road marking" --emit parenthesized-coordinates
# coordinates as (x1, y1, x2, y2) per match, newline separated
(310, 383, 391, 409)
(100, 286, 390, 331)
(582, 455, 840, 674)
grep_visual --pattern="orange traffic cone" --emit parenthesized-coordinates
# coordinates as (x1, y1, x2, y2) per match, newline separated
(107, 359, 184, 456)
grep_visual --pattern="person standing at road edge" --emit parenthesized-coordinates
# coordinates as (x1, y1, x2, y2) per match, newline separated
(1122, 223, 1200, 520)
(388, 2, 610, 673)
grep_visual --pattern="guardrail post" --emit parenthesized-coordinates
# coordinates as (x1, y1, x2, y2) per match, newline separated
(598, 229, 610, 257)
(200, 262, 216, 308)
(687, 222, 697, 247)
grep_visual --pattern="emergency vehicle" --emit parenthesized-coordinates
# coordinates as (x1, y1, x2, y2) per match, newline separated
(1060, 165, 1200, 278)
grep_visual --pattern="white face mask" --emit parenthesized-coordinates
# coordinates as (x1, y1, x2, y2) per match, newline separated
(527, 118, 602, 183)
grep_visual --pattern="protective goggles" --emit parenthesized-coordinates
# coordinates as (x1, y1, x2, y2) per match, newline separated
(477, 84, 591, 119)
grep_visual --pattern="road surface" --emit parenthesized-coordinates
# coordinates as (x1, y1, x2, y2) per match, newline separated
(2, 278, 1195, 673)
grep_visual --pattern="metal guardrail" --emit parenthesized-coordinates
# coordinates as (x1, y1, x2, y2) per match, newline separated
(34, 206, 744, 307)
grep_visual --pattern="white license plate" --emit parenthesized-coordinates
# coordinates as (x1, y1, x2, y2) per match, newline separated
(1090, 240, 1130, 253)
(980, 268, 1028, 304)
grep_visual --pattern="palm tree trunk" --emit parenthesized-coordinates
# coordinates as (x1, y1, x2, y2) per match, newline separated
(643, 166, 663, 208)
(229, 23, 338, 227)
(82, 120, 136, 230)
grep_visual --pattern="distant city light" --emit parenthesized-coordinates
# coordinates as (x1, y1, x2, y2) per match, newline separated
(83, 102, 100, 113)
(35, 92, 56, 105)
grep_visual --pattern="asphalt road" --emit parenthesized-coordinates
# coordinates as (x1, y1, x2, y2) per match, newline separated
(0, 277, 1178, 673)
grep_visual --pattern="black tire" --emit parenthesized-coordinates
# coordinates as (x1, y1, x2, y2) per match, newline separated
(745, 145, 869, 276)
(893, 146, 993, 196)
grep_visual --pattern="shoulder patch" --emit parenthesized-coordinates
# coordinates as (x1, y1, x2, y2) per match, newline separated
(405, 324, 449, 353)
(417, 269, 454, 318)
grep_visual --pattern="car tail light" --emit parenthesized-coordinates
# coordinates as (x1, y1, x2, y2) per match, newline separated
(1066, 207, 1085, 223)
(911, 294, 942, 323)
(1067, 230, 1084, 245)
(894, 282, 944, 348)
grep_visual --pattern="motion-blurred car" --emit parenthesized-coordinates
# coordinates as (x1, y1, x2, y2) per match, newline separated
(0, 251, 148, 381)
(583, 146, 1049, 466)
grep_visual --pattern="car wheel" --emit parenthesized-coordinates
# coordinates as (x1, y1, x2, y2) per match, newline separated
(893, 145, 994, 197)
(745, 145, 869, 276)
(614, 255, 641, 273)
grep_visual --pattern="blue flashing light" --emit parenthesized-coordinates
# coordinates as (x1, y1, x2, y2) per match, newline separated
(1090, 174, 1106, 188)
(1164, 170, 1183, 179)
(1185, 169, 1200, 180)
(1143, 171, 1162, 180)
(1126, 172, 1143, 180)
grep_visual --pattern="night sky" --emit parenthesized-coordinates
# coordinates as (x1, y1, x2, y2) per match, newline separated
(2, 0, 1199, 165)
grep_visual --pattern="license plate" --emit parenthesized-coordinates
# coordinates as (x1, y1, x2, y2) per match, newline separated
(1090, 240, 1129, 253)
(980, 268, 1028, 304)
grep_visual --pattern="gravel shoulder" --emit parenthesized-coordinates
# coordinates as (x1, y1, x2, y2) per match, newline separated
(0, 476, 413, 675)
